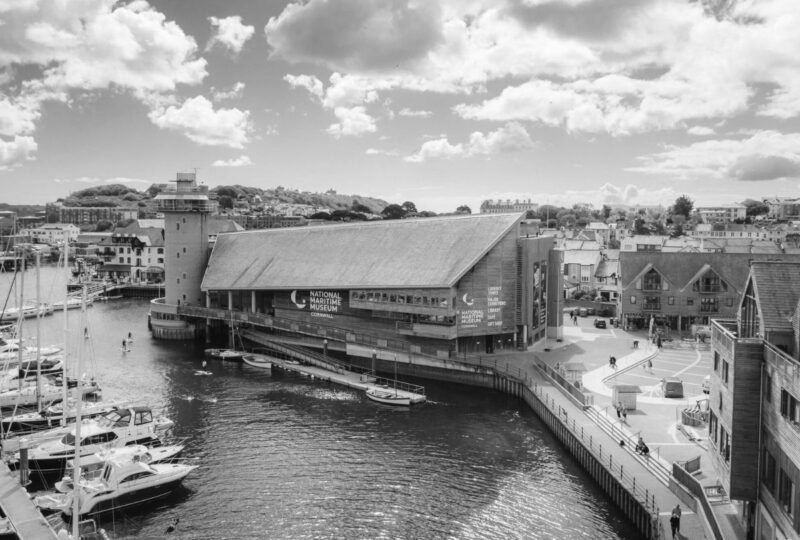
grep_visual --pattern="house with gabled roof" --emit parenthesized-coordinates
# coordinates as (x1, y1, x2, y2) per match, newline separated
(618, 252, 800, 332)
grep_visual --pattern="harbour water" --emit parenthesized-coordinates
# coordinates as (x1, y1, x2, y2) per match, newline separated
(1, 266, 640, 538)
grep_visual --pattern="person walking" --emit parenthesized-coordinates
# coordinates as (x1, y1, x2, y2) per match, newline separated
(616, 401, 622, 419)
(621, 403, 627, 423)
(670, 504, 681, 538)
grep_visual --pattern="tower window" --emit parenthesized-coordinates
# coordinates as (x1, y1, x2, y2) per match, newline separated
(176, 223, 180, 231)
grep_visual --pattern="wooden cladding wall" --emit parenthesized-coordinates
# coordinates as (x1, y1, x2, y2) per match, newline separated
(729, 340, 764, 500)
(454, 230, 518, 336)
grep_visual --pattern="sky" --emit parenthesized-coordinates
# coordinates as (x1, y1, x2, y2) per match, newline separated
(1, 0, 800, 213)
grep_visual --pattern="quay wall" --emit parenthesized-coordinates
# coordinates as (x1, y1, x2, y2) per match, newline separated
(350, 356, 659, 539)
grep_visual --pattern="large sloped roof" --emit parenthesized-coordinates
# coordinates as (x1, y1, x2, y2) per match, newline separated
(202, 213, 523, 290)
(619, 252, 800, 293)
(750, 261, 800, 332)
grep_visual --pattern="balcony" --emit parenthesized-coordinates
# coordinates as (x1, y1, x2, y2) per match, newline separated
(396, 321, 458, 339)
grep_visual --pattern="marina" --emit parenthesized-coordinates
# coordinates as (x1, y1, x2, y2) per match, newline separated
(0, 269, 642, 538)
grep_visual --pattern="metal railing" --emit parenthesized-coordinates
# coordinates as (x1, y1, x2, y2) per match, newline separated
(673, 461, 724, 540)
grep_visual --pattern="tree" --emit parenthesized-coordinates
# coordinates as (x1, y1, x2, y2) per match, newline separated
(218, 195, 234, 210)
(602, 204, 612, 219)
(351, 200, 372, 214)
(634, 217, 649, 235)
(742, 198, 769, 217)
(672, 195, 694, 218)
(455, 205, 471, 214)
(95, 220, 114, 232)
(381, 204, 406, 220)
(401, 201, 418, 214)
(310, 212, 331, 220)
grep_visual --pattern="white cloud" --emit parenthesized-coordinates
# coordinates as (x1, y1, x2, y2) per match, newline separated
(56, 176, 152, 186)
(0, 135, 36, 170)
(148, 95, 252, 148)
(406, 123, 534, 162)
(327, 106, 376, 138)
(687, 126, 715, 136)
(629, 130, 800, 181)
(398, 108, 432, 118)
(212, 82, 245, 102)
(283, 74, 324, 100)
(207, 15, 255, 54)
(212, 155, 253, 167)
(480, 183, 678, 209)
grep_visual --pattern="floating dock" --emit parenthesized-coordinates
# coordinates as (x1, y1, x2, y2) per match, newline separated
(248, 352, 427, 404)
(0, 463, 57, 539)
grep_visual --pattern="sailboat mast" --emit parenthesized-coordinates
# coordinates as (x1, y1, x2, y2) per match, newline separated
(71, 285, 87, 537)
(16, 255, 24, 392)
(61, 243, 69, 424)
(35, 250, 42, 413)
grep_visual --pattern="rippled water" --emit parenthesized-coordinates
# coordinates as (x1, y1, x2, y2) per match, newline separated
(1, 267, 640, 539)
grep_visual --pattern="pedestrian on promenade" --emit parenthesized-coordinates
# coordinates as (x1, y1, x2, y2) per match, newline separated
(569, 310, 574, 323)
(670, 504, 681, 537)
(647, 358, 653, 372)
(616, 401, 622, 419)
(621, 404, 627, 423)
(657, 336, 662, 349)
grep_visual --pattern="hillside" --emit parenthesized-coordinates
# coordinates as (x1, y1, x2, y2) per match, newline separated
(60, 183, 389, 215)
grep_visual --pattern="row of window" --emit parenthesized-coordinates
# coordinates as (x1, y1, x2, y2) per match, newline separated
(780, 388, 800, 424)
(631, 295, 734, 309)
(118, 258, 164, 264)
(713, 352, 730, 384)
(350, 290, 451, 309)
(640, 269, 728, 293)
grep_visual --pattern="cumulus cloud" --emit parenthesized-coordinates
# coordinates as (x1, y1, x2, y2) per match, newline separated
(398, 108, 432, 117)
(481, 183, 677, 208)
(629, 130, 800, 180)
(266, 0, 443, 72)
(406, 122, 534, 162)
(687, 126, 715, 136)
(284, 74, 324, 100)
(212, 155, 253, 167)
(0, 135, 37, 170)
(327, 106, 376, 138)
(54, 176, 151, 186)
(212, 82, 245, 102)
(148, 95, 252, 148)
(207, 15, 255, 54)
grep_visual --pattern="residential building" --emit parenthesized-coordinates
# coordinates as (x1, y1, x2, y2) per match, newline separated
(764, 197, 800, 221)
(595, 251, 620, 302)
(19, 223, 80, 245)
(585, 222, 611, 245)
(709, 261, 800, 540)
(696, 203, 747, 224)
(480, 199, 539, 214)
(47, 203, 138, 225)
(98, 220, 167, 283)
(620, 235, 669, 252)
(562, 249, 601, 294)
(618, 252, 800, 332)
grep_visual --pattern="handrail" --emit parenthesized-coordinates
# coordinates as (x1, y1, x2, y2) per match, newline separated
(673, 461, 724, 540)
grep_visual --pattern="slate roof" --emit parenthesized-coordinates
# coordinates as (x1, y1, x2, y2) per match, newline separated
(749, 261, 800, 332)
(563, 249, 600, 266)
(619, 252, 800, 293)
(202, 213, 523, 290)
(595, 259, 619, 278)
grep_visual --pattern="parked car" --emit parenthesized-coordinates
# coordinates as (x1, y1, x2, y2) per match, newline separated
(701, 375, 711, 394)
(593, 318, 607, 329)
(662, 377, 684, 398)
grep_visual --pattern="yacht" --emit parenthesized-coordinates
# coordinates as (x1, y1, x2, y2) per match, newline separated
(9, 406, 174, 482)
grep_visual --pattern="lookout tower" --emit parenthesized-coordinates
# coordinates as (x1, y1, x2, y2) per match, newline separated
(155, 172, 216, 307)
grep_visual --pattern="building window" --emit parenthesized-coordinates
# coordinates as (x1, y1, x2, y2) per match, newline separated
(177, 278, 180, 284)
(713, 351, 719, 372)
(762, 449, 776, 494)
(630, 295, 636, 304)
(686, 297, 694, 306)
(779, 469, 795, 518)
(183, 247, 186, 253)
(157, 248, 164, 254)
(176, 253, 180, 259)
(668, 296, 674, 305)
(157, 258, 164, 264)
(182, 273, 187, 279)
(764, 372, 772, 403)
(642, 269, 662, 291)
(720, 428, 730, 463)
(726, 298, 734, 307)
(176, 223, 180, 231)
(709, 411, 718, 445)
(719, 391, 723, 412)
(700, 297, 718, 312)
(182, 217, 186, 224)
(780, 389, 799, 423)
(118, 257, 124, 263)
(643, 296, 661, 310)
(722, 360, 729, 384)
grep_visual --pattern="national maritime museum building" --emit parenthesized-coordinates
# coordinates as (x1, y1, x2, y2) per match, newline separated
(152, 201, 562, 364)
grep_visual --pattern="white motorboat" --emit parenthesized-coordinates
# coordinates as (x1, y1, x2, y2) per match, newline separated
(1, 398, 131, 435)
(0, 303, 53, 322)
(35, 446, 196, 517)
(0, 376, 99, 409)
(242, 354, 272, 370)
(53, 443, 186, 494)
(10, 406, 174, 482)
(365, 387, 412, 406)
(52, 297, 93, 310)
(205, 348, 243, 361)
